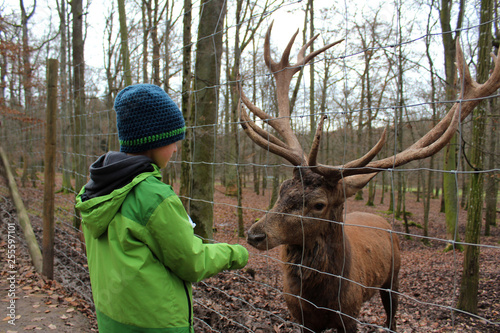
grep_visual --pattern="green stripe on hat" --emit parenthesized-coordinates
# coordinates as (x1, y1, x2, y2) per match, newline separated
(120, 126, 186, 147)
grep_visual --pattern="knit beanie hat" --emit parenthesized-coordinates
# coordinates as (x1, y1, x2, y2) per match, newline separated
(114, 84, 186, 153)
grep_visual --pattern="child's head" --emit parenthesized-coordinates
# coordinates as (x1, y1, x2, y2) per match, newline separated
(114, 84, 186, 154)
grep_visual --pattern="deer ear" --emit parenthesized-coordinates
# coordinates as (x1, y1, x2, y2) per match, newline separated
(339, 173, 379, 198)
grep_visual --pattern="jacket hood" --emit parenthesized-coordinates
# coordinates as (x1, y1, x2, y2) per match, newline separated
(75, 152, 159, 238)
(81, 151, 154, 201)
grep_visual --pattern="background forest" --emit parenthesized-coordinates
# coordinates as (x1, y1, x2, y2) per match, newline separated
(0, 0, 499, 331)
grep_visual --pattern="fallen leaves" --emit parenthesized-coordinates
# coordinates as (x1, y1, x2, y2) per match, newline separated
(0, 197, 97, 332)
(190, 186, 500, 332)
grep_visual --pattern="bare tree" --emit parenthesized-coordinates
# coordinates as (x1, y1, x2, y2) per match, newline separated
(457, 0, 494, 314)
(117, 0, 132, 86)
(354, 9, 394, 206)
(19, 0, 36, 187)
(190, 0, 226, 241)
(422, 0, 440, 245)
(307, 0, 315, 138)
(56, 0, 73, 193)
(103, 3, 121, 151)
(439, 0, 465, 252)
(72, 0, 86, 229)
(141, 0, 150, 82)
(180, 0, 193, 208)
(484, 5, 499, 235)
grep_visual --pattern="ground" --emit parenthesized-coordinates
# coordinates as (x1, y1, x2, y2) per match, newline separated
(0, 180, 499, 332)
(0, 196, 95, 332)
(190, 184, 500, 333)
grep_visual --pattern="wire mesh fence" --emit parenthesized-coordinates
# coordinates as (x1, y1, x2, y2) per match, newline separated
(1, 0, 500, 332)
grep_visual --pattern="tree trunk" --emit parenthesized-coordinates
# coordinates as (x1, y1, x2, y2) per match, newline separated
(484, 97, 498, 235)
(261, 150, 267, 196)
(484, 33, 499, 234)
(180, 0, 193, 208)
(117, 0, 132, 86)
(231, 1, 244, 236)
(361, 28, 375, 207)
(380, 172, 386, 204)
(252, 40, 260, 195)
(457, 0, 492, 313)
(269, 162, 280, 210)
(141, 0, 150, 82)
(104, 6, 120, 152)
(416, 170, 421, 202)
(72, 0, 86, 229)
(440, 0, 464, 251)
(395, 4, 405, 219)
(308, 0, 316, 139)
(220, 31, 230, 188)
(161, 1, 173, 185)
(20, 0, 36, 188)
(422, 13, 438, 246)
(225, 0, 243, 196)
(151, 0, 161, 86)
(57, 0, 73, 193)
(190, 0, 226, 242)
(459, 156, 468, 208)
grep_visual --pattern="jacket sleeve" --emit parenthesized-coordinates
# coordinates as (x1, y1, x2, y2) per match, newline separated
(146, 194, 249, 283)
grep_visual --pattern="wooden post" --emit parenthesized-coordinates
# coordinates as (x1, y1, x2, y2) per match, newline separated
(42, 59, 58, 279)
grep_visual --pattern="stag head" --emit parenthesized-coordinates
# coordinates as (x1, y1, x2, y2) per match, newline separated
(239, 23, 500, 251)
(247, 169, 352, 250)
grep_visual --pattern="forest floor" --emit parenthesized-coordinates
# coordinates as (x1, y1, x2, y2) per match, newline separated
(193, 184, 500, 333)
(0, 177, 499, 332)
(0, 195, 95, 332)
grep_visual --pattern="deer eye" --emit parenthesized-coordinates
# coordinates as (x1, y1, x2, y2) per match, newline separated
(313, 203, 326, 211)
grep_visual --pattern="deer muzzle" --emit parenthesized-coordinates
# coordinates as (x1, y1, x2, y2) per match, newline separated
(246, 230, 267, 249)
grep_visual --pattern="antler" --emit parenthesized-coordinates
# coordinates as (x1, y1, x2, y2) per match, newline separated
(240, 25, 500, 185)
(313, 39, 500, 183)
(238, 22, 343, 166)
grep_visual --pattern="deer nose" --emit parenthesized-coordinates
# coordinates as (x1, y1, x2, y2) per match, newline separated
(247, 232, 266, 247)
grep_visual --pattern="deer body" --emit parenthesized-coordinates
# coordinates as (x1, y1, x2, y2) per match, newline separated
(282, 212, 400, 332)
(248, 170, 400, 332)
(240, 23, 500, 333)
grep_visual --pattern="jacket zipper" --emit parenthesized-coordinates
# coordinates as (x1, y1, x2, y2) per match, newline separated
(183, 282, 192, 328)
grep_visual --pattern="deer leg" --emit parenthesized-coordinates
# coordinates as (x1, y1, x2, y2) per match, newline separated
(380, 287, 398, 331)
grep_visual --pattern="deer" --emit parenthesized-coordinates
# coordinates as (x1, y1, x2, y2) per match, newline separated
(238, 23, 500, 333)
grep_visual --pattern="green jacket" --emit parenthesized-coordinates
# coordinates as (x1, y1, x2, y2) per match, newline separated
(75, 153, 248, 332)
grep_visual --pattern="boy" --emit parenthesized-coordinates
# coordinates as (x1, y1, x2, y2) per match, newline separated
(75, 84, 249, 332)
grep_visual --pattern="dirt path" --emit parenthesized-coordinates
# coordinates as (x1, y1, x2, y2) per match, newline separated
(0, 196, 96, 333)
(0, 276, 94, 332)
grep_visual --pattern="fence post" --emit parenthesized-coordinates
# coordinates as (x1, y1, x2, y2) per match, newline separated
(42, 59, 59, 279)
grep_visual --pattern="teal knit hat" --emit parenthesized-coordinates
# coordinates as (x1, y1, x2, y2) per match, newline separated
(115, 84, 186, 153)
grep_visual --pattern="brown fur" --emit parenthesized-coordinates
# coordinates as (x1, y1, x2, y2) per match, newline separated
(247, 170, 400, 333)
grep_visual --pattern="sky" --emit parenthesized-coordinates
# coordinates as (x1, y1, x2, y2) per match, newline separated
(2, 0, 482, 102)
(4, 0, 400, 69)
(81, 0, 333, 69)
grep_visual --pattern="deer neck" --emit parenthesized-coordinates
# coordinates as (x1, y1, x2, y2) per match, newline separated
(281, 205, 352, 282)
